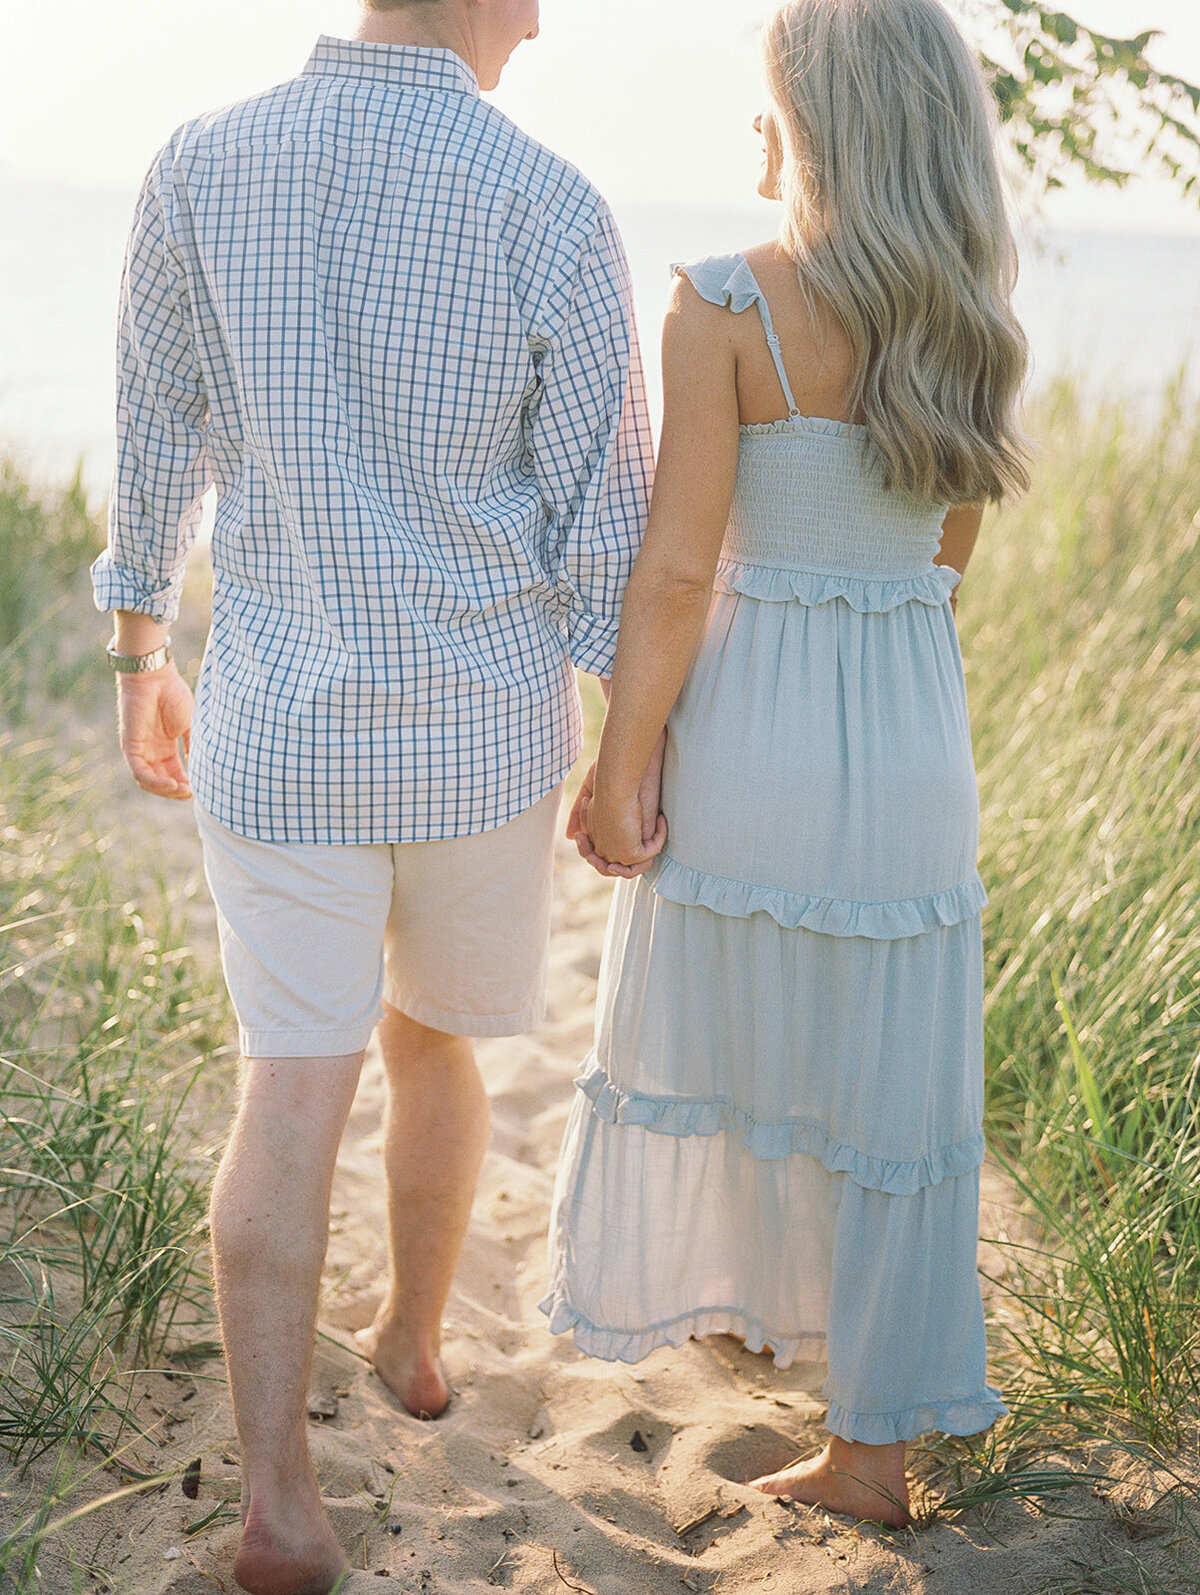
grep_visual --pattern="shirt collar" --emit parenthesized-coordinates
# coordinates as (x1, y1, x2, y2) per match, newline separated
(302, 36, 480, 97)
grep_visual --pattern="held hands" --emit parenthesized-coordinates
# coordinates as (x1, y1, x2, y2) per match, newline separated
(117, 664, 194, 800)
(567, 735, 667, 879)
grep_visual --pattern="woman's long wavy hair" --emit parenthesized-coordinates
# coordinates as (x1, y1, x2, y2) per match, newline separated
(764, 0, 1029, 503)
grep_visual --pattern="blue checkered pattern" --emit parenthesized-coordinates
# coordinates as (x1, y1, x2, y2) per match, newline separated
(93, 37, 653, 843)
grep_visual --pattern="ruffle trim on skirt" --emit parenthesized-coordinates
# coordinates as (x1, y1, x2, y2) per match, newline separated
(649, 854, 988, 940)
(712, 559, 960, 612)
(538, 1288, 826, 1371)
(540, 1287, 1007, 1439)
(577, 1058, 985, 1193)
(824, 1387, 1009, 1445)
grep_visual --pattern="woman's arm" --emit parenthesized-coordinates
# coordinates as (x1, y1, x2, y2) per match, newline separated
(937, 503, 984, 610)
(584, 277, 741, 868)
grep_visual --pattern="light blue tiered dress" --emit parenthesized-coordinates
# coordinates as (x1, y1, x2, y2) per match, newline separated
(540, 254, 1007, 1444)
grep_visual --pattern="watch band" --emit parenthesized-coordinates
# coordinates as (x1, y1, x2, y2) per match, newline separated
(106, 637, 173, 674)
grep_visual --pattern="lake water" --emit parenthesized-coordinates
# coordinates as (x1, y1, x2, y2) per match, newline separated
(2, 176, 1198, 496)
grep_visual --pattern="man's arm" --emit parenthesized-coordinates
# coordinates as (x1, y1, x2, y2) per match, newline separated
(94, 150, 212, 625)
(93, 150, 211, 799)
(528, 203, 655, 681)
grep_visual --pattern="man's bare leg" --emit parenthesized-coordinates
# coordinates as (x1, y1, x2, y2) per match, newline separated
(210, 1053, 364, 1595)
(355, 1003, 490, 1418)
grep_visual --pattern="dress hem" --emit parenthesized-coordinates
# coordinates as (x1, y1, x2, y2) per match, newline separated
(824, 1389, 1009, 1444)
(538, 1288, 826, 1371)
(539, 1290, 1008, 1440)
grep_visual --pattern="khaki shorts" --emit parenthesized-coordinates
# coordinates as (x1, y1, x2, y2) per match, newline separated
(194, 788, 561, 1058)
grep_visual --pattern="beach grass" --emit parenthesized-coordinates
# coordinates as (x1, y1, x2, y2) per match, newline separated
(0, 464, 230, 1587)
(0, 460, 105, 720)
(960, 377, 1199, 1455)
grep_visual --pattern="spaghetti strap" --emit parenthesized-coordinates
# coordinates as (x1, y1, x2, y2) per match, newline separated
(738, 260, 802, 419)
(672, 253, 801, 419)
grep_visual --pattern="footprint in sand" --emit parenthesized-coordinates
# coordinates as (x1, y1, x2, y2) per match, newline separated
(686, 1421, 809, 1487)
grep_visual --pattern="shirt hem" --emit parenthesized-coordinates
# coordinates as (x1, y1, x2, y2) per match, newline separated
(190, 757, 580, 846)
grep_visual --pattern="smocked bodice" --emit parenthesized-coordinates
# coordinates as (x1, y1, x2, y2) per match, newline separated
(710, 417, 959, 610)
(674, 252, 958, 609)
(726, 421, 946, 578)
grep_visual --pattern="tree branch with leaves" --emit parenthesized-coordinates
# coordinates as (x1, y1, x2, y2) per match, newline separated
(961, 1, 1200, 201)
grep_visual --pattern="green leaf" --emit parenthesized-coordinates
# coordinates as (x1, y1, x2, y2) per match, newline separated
(1039, 10, 1078, 47)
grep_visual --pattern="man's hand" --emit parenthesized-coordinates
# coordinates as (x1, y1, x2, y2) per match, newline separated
(117, 664, 194, 800)
(565, 764, 597, 856)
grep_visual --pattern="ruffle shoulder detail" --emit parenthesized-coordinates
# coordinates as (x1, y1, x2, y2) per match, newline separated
(713, 559, 961, 612)
(671, 253, 764, 315)
(574, 1056, 985, 1194)
(648, 854, 987, 940)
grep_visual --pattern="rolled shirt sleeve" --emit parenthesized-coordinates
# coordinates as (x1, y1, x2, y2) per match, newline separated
(531, 204, 654, 677)
(91, 151, 212, 622)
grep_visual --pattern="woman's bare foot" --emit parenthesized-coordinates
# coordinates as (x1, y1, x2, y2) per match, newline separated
(355, 1316, 450, 1419)
(233, 1490, 349, 1595)
(750, 1436, 911, 1527)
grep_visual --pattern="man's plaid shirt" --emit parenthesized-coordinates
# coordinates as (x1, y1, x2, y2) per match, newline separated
(93, 37, 653, 842)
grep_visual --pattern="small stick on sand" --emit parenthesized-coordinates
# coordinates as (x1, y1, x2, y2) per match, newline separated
(674, 1506, 721, 1537)
(551, 1547, 598, 1593)
(675, 1503, 746, 1538)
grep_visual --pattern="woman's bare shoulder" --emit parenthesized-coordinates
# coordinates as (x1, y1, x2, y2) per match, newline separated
(665, 268, 732, 326)
(740, 239, 797, 281)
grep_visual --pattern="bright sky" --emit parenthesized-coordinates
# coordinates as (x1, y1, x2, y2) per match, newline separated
(1, 0, 1199, 230)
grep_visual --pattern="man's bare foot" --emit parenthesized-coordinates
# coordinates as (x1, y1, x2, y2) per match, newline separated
(355, 1317, 450, 1419)
(233, 1494, 349, 1595)
(750, 1437, 911, 1528)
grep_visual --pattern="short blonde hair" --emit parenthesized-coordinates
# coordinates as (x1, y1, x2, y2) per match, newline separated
(765, 0, 1029, 503)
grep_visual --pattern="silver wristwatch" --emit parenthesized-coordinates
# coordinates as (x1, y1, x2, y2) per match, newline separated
(106, 637, 173, 674)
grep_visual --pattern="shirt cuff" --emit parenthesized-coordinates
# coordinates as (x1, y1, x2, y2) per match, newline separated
(567, 610, 621, 677)
(90, 552, 184, 623)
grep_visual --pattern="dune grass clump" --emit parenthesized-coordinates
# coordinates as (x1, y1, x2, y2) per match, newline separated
(961, 378, 1200, 1448)
(0, 804, 223, 1461)
(0, 458, 230, 1587)
(0, 460, 103, 719)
